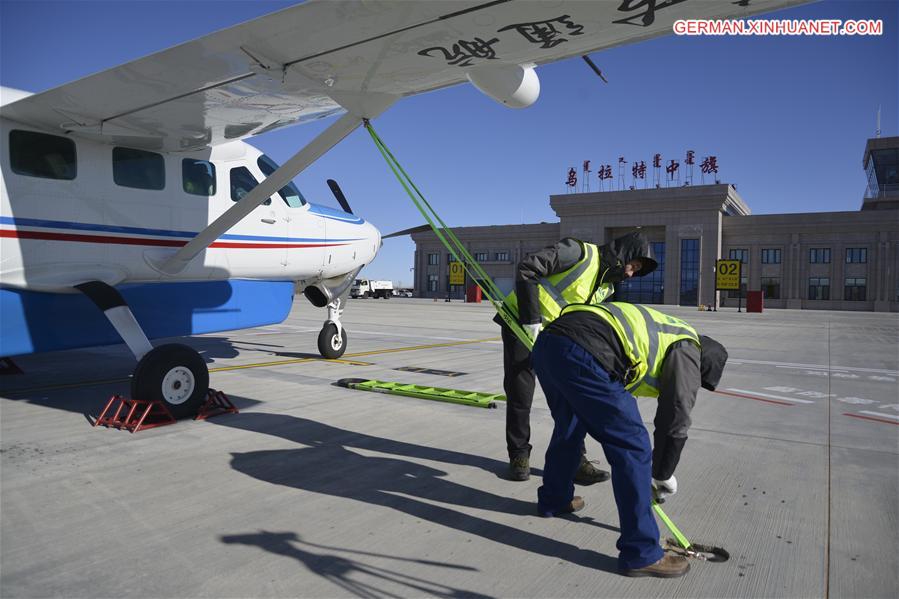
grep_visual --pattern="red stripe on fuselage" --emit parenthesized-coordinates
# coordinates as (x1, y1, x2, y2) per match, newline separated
(0, 229, 346, 249)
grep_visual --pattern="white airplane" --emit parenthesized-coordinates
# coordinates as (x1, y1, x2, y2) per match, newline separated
(0, 0, 805, 417)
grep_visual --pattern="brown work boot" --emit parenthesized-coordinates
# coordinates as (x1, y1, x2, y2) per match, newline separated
(621, 554, 690, 578)
(509, 455, 530, 481)
(539, 496, 585, 517)
(574, 456, 611, 485)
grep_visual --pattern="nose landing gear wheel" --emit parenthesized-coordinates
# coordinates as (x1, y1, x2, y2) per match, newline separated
(131, 343, 209, 419)
(318, 323, 348, 359)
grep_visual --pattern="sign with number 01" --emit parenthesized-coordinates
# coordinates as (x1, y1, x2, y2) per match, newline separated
(716, 259, 742, 290)
(449, 262, 465, 286)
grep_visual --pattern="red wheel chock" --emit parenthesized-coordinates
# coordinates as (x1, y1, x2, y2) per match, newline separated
(194, 389, 238, 421)
(94, 395, 176, 433)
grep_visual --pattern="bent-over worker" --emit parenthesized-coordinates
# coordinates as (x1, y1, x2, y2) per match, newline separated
(531, 302, 728, 578)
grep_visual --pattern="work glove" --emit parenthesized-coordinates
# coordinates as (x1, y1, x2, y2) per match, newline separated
(523, 323, 541, 341)
(652, 476, 677, 503)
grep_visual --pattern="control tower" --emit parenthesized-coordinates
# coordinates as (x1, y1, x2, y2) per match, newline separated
(862, 136, 899, 210)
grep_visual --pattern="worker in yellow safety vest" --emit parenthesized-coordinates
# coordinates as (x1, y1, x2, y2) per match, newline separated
(495, 232, 658, 482)
(531, 302, 728, 578)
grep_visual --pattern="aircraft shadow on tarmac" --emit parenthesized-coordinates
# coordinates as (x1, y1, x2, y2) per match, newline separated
(213, 410, 621, 573)
(220, 530, 493, 598)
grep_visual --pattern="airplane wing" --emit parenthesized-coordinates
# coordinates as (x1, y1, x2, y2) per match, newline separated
(1, 0, 807, 152)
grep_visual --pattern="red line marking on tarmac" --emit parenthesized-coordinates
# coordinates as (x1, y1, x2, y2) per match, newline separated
(842, 413, 899, 426)
(713, 389, 793, 406)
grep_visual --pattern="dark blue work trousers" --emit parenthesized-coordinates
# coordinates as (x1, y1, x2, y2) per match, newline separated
(532, 332, 664, 570)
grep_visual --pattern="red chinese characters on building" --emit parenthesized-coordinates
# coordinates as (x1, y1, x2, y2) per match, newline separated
(685, 150, 695, 165)
(566, 167, 577, 187)
(653, 153, 662, 168)
(632, 161, 646, 179)
(701, 155, 719, 174)
(598, 164, 613, 180)
(666, 159, 679, 176)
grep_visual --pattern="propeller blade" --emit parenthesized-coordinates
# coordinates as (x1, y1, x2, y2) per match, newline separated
(383, 224, 435, 239)
(327, 179, 353, 214)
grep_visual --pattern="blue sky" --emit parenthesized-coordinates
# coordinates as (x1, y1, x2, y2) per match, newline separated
(2, 0, 896, 286)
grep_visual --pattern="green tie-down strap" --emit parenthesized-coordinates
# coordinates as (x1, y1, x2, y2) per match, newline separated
(364, 120, 695, 549)
(337, 378, 506, 409)
(652, 501, 692, 550)
(364, 120, 533, 351)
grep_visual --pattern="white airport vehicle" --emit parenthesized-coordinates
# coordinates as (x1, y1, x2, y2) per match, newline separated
(351, 280, 393, 299)
(0, 0, 802, 417)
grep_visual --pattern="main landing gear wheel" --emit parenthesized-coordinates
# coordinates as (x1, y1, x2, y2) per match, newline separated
(318, 323, 348, 359)
(131, 343, 209, 419)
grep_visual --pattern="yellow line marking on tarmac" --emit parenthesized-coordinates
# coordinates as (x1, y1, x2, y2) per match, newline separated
(343, 336, 499, 358)
(1, 336, 500, 397)
(209, 357, 372, 372)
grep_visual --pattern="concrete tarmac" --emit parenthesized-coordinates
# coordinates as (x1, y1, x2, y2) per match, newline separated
(1, 299, 897, 598)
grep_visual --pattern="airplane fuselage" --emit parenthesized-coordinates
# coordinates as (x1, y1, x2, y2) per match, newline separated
(0, 92, 380, 357)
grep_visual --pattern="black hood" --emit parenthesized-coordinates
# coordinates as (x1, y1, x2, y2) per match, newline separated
(699, 335, 728, 391)
(602, 232, 658, 278)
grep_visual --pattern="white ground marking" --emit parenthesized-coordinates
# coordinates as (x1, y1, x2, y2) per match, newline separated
(726, 388, 816, 404)
(728, 358, 898, 376)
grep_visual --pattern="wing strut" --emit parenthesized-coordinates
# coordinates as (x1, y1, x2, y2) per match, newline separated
(152, 102, 394, 275)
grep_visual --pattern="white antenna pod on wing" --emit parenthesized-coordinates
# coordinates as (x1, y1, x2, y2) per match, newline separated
(466, 63, 540, 109)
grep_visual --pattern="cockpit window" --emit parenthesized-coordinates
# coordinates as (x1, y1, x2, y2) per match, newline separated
(230, 167, 270, 205)
(257, 155, 307, 207)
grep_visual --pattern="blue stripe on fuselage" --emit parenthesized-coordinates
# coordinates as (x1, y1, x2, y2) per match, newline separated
(306, 203, 365, 224)
(0, 280, 295, 357)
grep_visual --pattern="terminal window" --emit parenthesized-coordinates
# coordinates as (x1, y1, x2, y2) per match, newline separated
(495, 251, 509, 262)
(761, 277, 781, 300)
(845, 248, 867, 263)
(446, 254, 458, 264)
(679, 239, 699, 306)
(844, 277, 867, 301)
(428, 274, 438, 292)
(474, 252, 489, 262)
(726, 248, 748, 299)
(428, 253, 439, 266)
(761, 249, 781, 264)
(809, 277, 830, 300)
(809, 248, 831, 264)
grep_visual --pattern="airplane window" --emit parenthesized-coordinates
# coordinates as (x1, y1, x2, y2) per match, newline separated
(182, 159, 216, 196)
(113, 147, 164, 190)
(9, 130, 76, 180)
(257, 155, 307, 207)
(230, 167, 271, 205)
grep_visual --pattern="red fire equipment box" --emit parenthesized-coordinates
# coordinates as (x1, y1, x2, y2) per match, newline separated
(746, 290, 764, 313)
(466, 285, 482, 303)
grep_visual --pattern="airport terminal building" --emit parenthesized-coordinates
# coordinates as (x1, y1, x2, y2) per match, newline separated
(411, 137, 899, 312)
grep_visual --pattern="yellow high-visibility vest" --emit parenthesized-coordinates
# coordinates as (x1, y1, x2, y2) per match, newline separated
(560, 302, 699, 397)
(504, 242, 613, 326)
